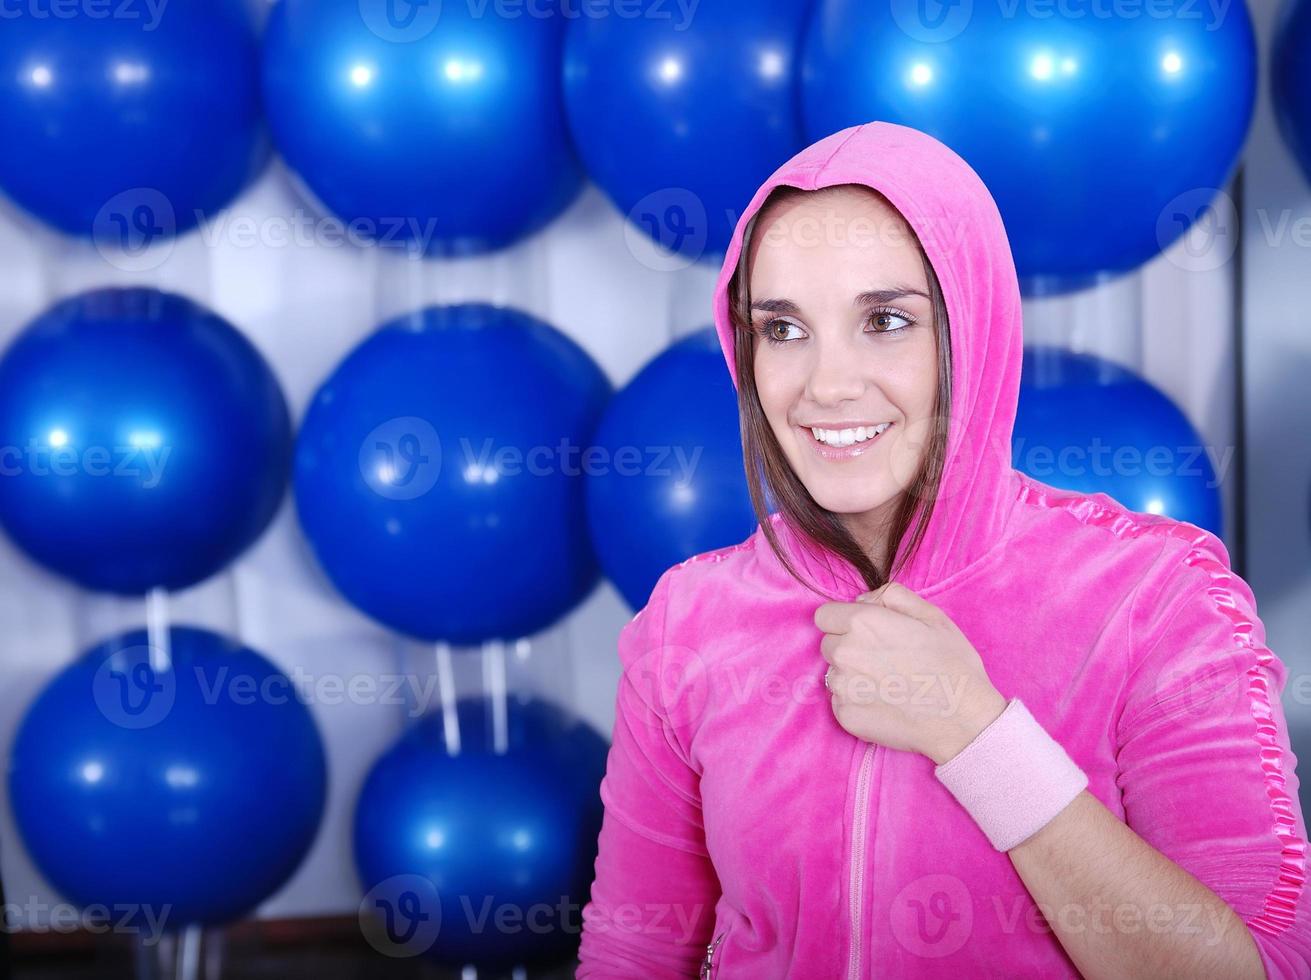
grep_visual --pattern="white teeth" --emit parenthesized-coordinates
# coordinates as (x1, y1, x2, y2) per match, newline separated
(809, 423, 891, 446)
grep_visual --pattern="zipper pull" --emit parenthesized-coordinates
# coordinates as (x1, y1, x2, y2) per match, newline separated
(699, 931, 727, 979)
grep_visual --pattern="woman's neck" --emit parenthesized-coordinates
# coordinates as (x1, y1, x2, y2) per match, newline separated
(839, 511, 895, 578)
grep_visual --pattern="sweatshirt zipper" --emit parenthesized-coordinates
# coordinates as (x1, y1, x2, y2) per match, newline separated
(846, 742, 875, 980)
(700, 930, 727, 979)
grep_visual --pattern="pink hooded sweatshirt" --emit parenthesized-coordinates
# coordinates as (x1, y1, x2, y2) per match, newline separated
(575, 122, 1311, 978)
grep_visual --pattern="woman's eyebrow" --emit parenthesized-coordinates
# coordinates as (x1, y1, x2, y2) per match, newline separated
(854, 286, 930, 306)
(751, 297, 800, 315)
(752, 286, 929, 317)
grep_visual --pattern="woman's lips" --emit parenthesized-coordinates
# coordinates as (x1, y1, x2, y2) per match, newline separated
(799, 423, 892, 461)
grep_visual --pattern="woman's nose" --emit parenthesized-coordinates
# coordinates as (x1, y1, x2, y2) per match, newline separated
(805, 335, 865, 405)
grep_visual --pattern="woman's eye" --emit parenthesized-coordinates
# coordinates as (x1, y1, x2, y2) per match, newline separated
(868, 309, 914, 334)
(757, 311, 913, 345)
(759, 319, 800, 343)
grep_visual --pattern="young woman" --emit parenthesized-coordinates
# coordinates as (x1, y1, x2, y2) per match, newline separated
(575, 122, 1311, 978)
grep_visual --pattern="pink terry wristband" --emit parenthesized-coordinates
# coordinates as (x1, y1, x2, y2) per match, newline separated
(933, 697, 1088, 852)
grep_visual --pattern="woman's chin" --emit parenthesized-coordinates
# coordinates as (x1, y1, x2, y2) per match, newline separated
(809, 488, 897, 521)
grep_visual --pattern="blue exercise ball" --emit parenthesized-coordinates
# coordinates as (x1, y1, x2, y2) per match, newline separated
(1014, 346, 1222, 537)
(354, 696, 607, 969)
(8, 626, 327, 929)
(263, 0, 583, 256)
(294, 304, 611, 644)
(1275, 0, 1311, 186)
(0, 0, 266, 240)
(563, 0, 810, 263)
(0, 288, 292, 594)
(800, 0, 1256, 290)
(586, 328, 758, 610)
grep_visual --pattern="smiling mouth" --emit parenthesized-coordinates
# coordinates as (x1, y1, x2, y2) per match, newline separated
(799, 422, 893, 459)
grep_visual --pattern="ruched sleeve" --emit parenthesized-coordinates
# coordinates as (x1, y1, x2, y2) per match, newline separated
(1115, 537, 1311, 980)
(576, 568, 722, 977)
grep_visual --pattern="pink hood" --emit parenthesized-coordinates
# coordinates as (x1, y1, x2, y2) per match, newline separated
(577, 122, 1311, 978)
(709, 121, 1024, 595)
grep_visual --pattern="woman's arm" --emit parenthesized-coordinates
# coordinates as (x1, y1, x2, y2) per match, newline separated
(1005, 789, 1268, 979)
(963, 546, 1311, 980)
(577, 570, 722, 977)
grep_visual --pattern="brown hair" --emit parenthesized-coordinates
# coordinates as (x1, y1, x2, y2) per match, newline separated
(728, 183, 953, 599)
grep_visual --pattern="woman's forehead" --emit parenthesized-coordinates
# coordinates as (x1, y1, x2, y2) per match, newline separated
(747, 199, 929, 299)
(749, 187, 920, 267)
(754, 185, 910, 236)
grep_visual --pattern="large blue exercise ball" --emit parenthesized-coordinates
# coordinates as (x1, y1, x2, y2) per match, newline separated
(563, 0, 810, 263)
(0, 288, 292, 594)
(8, 626, 327, 929)
(0, 0, 266, 240)
(801, 0, 1256, 290)
(262, 0, 583, 256)
(586, 328, 757, 610)
(354, 696, 607, 969)
(294, 304, 611, 644)
(1014, 346, 1222, 537)
(1275, 0, 1311, 186)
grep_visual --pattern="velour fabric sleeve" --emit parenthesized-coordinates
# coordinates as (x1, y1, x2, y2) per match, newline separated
(576, 569, 722, 977)
(1115, 538, 1311, 980)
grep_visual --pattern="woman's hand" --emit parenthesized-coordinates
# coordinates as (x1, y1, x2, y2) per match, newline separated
(814, 582, 1008, 764)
